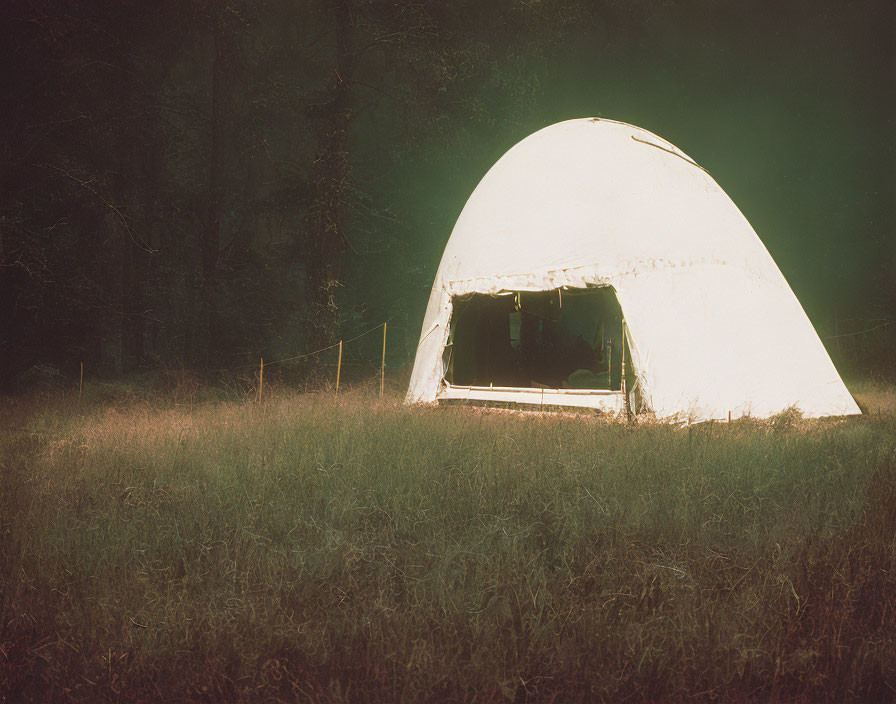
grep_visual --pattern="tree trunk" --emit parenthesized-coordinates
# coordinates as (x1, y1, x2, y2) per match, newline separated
(305, 0, 354, 359)
(114, 182, 148, 373)
(199, 17, 227, 369)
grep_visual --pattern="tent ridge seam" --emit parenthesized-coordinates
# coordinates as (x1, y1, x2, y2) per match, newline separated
(630, 135, 708, 174)
(444, 257, 748, 290)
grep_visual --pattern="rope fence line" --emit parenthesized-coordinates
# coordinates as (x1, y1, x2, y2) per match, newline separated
(235, 314, 892, 372)
(69, 312, 896, 404)
(256, 321, 389, 368)
(207, 319, 397, 374)
(823, 320, 892, 341)
(246, 320, 398, 402)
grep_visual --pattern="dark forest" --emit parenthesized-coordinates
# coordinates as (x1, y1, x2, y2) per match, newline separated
(1, 0, 893, 389)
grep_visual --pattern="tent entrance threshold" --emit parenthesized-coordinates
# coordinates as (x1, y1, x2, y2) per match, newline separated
(438, 383, 626, 412)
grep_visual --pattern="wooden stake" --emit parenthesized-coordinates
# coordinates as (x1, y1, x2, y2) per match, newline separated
(380, 322, 387, 399)
(607, 342, 612, 390)
(79, 362, 83, 401)
(620, 320, 626, 393)
(335, 340, 342, 396)
(621, 319, 630, 421)
(258, 357, 264, 403)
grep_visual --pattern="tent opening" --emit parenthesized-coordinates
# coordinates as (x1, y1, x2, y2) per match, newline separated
(445, 286, 629, 391)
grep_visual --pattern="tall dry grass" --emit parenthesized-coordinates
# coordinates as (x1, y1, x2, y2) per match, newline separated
(1, 382, 894, 702)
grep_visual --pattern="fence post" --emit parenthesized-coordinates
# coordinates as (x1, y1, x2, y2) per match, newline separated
(258, 357, 264, 404)
(335, 340, 342, 396)
(380, 322, 387, 399)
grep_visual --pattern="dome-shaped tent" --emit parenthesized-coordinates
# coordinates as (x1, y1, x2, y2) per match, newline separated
(406, 118, 859, 421)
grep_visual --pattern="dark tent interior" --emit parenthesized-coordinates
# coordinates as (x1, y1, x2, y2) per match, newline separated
(445, 287, 628, 390)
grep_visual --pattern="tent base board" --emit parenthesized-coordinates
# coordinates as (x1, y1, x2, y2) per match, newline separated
(438, 383, 626, 413)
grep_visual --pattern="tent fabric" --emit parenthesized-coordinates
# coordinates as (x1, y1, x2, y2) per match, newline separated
(405, 118, 860, 421)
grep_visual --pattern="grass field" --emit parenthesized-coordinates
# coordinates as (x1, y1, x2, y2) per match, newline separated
(1, 378, 895, 702)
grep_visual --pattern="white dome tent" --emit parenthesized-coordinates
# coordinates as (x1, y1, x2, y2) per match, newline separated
(405, 118, 860, 422)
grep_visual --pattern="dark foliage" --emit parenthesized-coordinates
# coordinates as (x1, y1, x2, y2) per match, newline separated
(1, 0, 893, 388)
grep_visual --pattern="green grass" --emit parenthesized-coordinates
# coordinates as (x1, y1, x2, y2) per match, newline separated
(1, 381, 895, 702)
